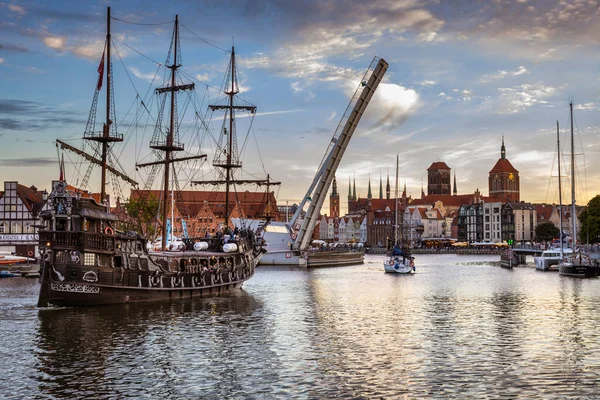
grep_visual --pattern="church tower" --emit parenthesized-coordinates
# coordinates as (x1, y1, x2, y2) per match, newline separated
(489, 135, 520, 202)
(427, 161, 451, 195)
(330, 176, 340, 217)
(379, 173, 383, 199)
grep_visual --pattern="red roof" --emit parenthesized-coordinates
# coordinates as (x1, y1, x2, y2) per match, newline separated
(489, 159, 518, 174)
(130, 189, 279, 220)
(428, 162, 450, 170)
(534, 203, 554, 222)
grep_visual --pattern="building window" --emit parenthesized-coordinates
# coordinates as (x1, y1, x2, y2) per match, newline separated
(0, 222, 6, 233)
(11, 221, 22, 233)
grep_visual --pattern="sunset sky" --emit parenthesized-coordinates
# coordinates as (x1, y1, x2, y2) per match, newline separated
(1, 0, 600, 213)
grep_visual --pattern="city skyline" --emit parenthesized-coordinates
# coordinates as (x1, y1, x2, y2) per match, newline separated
(1, 0, 599, 212)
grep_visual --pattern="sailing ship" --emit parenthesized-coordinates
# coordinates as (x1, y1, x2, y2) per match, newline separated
(535, 121, 572, 271)
(557, 102, 599, 278)
(383, 154, 415, 274)
(37, 8, 267, 307)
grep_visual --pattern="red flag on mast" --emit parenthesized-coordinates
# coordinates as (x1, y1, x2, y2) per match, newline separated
(59, 154, 65, 181)
(96, 49, 105, 90)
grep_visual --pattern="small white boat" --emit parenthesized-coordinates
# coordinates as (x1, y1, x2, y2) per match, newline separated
(383, 154, 415, 274)
(383, 256, 415, 274)
(534, 248, 572, 271)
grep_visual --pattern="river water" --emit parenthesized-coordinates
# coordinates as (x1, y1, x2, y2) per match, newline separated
(1, 254, 599, 399)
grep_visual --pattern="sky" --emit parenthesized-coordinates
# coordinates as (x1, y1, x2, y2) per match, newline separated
(1, 0, 600, 215)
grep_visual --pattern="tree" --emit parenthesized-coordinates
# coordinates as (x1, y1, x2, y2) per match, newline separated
(124, 194, 161, 238)
(535, 222, 560, 242)
(578, 195, 600, 244)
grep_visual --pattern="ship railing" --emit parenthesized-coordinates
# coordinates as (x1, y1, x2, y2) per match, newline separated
(39, 231, 115, 252)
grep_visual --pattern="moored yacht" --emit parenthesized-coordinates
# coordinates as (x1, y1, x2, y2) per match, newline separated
(534, 247, 572, 271)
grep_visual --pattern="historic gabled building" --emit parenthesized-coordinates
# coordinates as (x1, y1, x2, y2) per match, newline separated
(489, 136, 520, 202)
(129, 189, 279, 238)
(0, 181, 50, 257)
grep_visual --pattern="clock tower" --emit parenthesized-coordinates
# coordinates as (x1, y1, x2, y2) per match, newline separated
(489, 136, 519, 202)
(330, 176, 340, 218)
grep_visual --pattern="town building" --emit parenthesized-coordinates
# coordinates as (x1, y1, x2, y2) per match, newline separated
(0, 181, 49, 257)
(128, 189, 279, 238)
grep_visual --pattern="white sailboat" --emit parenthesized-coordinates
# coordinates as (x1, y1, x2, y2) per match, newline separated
(535, 120, 572, 271)
(557, 102, 599, 278)
(383, 154, 415, 274)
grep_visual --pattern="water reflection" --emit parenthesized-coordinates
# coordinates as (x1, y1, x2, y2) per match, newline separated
(35, 292, 269, 399)
(1, 255, 599, 399)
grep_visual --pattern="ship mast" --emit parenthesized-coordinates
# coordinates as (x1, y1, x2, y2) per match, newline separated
(83, 6, 125, 205)
(192, 47, 279, 226)
(134, 15, 207, 251)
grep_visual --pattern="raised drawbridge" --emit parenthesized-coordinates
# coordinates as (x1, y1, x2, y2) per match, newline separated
(290, 57, 388, 251)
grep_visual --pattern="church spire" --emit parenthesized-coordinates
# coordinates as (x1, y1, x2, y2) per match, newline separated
(421, 179, 425, 199)
(501, 134, 506, 160)
(379, 173, 383, 199)
(367, 174, 372, 199)
(453, 172, 457, 195)
(352, 174, 356, 201)
(402, 180, 407, 198)
(386, 169, 391, 199)
(348, 176, 352, 200)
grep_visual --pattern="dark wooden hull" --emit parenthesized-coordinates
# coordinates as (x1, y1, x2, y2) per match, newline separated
(38, 252, 259, 307)
(558, 263, 599, 278)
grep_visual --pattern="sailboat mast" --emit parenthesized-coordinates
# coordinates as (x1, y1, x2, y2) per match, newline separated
(557, 120, 564, 255)
(394, 154, 399, 244)
(570, 102, 577, 246)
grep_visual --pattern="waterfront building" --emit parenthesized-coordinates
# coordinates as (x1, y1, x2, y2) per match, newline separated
(501, 202, 537, 243)
(482, 202, 504, 242)
(0, 181, 49, 257)
(128, 189, 279, 238)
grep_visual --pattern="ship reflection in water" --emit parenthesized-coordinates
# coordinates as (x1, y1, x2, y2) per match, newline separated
(1, 254, 600, 399)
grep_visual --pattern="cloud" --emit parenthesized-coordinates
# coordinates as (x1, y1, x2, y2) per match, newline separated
(479, 66, 529, 83)
(72, 39, 105, 59)
(240, 1, 444, 83)
(0, 43, 28, 52)
(0, 57, 3, 64)
(496, 83, 557, 114)
(574, 102, 598, 111)
(43, 36, 66, 50)
(360, 82, 420, 129)
(420, 80, 436, 86)
(0, 99, 83, 130)
(7, 4, 25, 15)
(290, 81, 315, 101)
(0, 157, 57, 167)
(129, 67, 159, 83)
